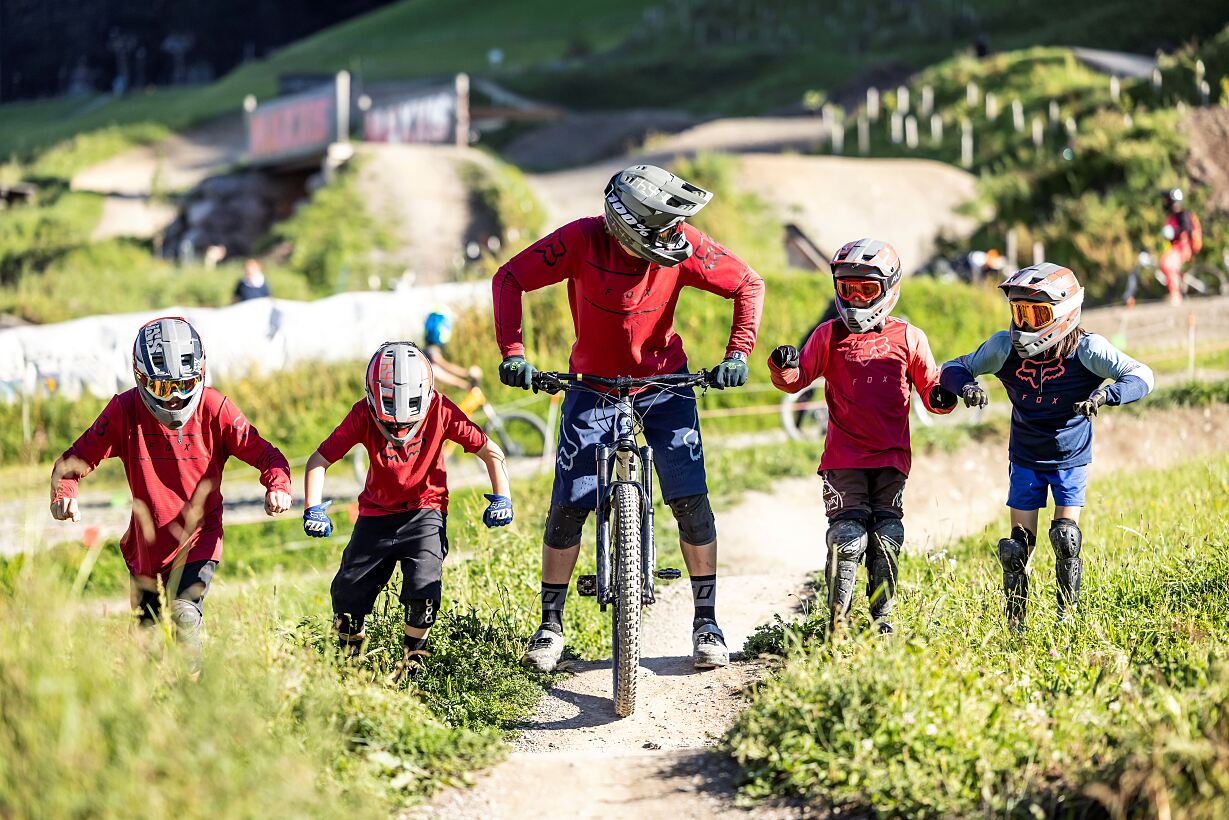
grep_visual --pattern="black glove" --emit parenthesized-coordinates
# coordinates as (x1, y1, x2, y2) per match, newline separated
(1074, 388, 1108, 418)
(960, 382, 988, 409)
(711, 355, 749, 389)
(771, 345, 800, 369)
(498, 356, 536, 390)
(928, 384, 958, 411)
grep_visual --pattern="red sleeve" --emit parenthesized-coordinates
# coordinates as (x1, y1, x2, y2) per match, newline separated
(54, 394, 125, 500)
(440, 397, 487, 454)
(769, 322, 831, 394)
(679, 228, 764, 358)
(907, 325, 954, 415)
(316, 402, 366, 465)
(493, 222, 583, 358)
(219, 398, 292, 492)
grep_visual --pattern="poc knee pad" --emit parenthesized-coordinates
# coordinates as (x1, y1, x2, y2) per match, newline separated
(667, 494, 717, 545)
(867, 517, 904, 620)
(826, 517, 868, 619)
(543, 504, 589, 549)
(997, 525, 1035, 628)
(405, 598, 440, 630)
(1049, 518, 1083, 615)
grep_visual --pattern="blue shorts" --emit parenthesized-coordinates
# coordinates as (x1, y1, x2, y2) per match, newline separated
(1006, 463, 1089, 510)
(550, 379, 707, 509)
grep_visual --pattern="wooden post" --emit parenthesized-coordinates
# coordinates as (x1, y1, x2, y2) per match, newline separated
(961, 118, 973, 168)
(1032, 240, 1045, 265)
(1012, 98, 1024, 132)
(1200, 80, 1211, 106)
(930, 113, 943, 145)
(1048, 99, 1060, 128)
(897, 85, 910, 114)
(1110, 75, 1120, 101)
(921, 85, 934, 117)
(830, 117, 845, 154)
(858, 115, 870, 154)
(1006, 228, 1018, 271)
(905, 115, 918, 149)
(890, 111, 903, 144)
(867, 87, 880, 121)
(985, 92, 998, 120)
(1032, 116, 1044, 149)
(966, 81, 979, 107)
(1152, 67, 1163, 96)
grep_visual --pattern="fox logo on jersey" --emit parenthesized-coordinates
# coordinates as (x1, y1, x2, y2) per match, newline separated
(1016, 357, 1065, 389)
(534, 230, 568, 267)
(844, 336, 892, 365)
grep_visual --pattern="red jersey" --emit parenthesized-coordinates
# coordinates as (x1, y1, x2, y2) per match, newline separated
(493, 217, 763, 378)
(55, 387, 291, 577)
(769, 317, 951, 475)
(316, 394, 486, 517)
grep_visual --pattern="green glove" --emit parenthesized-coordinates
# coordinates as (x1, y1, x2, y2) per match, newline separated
(498, 356, 536, 390)
(711, 354, 749, 389)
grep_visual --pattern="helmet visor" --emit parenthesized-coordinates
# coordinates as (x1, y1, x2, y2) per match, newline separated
(835, 277, 883, 306)
(136, 371, 201, 399)
(1010, 300, 1055, 332)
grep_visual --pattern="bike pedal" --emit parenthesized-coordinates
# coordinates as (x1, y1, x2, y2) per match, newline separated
(653, 567, 682, 580)
(576, 575, 597, 596)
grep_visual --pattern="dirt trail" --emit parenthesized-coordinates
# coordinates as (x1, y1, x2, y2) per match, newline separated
(424, 404, 1229, 819)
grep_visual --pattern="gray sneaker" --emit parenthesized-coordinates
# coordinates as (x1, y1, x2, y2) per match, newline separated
(692, 621, 729, 669)
(524, 626, 564, 672)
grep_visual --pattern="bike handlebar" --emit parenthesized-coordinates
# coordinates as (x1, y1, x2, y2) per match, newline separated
(531, 370, 714, 395)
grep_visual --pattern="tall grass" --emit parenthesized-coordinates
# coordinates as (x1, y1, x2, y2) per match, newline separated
(729, 454, 1229, 817)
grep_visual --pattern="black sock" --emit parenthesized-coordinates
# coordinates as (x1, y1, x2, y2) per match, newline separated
(541, 582, 568, 633)
(403, 634, 428, 653)
(691, 573, 716, 628)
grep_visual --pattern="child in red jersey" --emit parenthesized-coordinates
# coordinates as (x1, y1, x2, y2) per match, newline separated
(767, 239, 956, 633)
(50, 317, 292, 647)
(303, 341, 512, 680)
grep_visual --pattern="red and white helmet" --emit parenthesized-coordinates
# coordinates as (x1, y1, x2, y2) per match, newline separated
(998, 263, 1084, 358)
(365, 341, 434, 446)
(830, 238, 903, 333)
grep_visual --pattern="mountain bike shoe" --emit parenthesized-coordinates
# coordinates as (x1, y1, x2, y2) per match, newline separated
(692, 620, 729, 669)
(524, 626, 565, 673)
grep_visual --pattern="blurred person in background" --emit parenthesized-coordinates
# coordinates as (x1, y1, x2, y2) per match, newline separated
(423, 308, 482, 391)
(233, 258, 271, 302)
(1159, 188, 1202, 305)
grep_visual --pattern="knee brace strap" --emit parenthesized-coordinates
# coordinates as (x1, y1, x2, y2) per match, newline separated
(1049, 518, 1082, 560)
(405, 598, 440, 630)
(544, 504, 589, 549)
(668, 493, 716, 545)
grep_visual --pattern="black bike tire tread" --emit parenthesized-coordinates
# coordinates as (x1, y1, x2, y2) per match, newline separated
(612, 481, 642, 718)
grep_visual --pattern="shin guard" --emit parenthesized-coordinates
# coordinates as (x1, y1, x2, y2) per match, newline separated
(868, 518, 903, 626)
(997, 525, 1035, 630)
(1049, 518, 1083, 617)
(826, 518, 868, 624)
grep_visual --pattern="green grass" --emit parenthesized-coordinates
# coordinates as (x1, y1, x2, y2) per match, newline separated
(728, 453, 1229, 817)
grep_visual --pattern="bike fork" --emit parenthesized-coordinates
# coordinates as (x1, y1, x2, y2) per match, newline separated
(595, 445, 614, 610)
(640, 445, 656, 605)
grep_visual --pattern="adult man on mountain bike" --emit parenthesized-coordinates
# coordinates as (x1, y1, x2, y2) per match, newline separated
(493, 164, 764, 672)
(1159, 187, 1203, 305)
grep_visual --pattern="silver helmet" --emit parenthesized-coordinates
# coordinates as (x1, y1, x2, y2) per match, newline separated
(830, 238, 903, 334)
(133, 317, 206, 429)
(603, 164, 713, 266)
(365, 341, 435, 447)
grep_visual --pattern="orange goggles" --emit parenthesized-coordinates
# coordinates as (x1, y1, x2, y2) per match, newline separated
(835, 278, 883, 302)
(1010, 300, 1055, 331)
(136, 371, 201, 399)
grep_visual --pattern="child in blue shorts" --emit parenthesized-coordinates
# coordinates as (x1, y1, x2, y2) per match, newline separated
(939, 263, 1153, 630)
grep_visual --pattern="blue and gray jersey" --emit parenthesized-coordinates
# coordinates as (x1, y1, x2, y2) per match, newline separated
(939, 331, 1153, 470)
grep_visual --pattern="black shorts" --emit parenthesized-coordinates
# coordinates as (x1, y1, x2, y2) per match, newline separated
(132, 559, 216, 624)
(821, 468, 906, 522)
(330, 509, 448, 616)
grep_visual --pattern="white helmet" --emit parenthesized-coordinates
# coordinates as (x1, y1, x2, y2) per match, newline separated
(999, 263, 1084, 358)
(365, 341, 435, 447)
(830, 238, 904, 334)
(133, 317, 206, 429)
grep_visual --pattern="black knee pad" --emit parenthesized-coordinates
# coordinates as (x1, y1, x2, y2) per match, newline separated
(334, 613, 366, 639)
(997, 525, 1033, 572)
(827, 518, 869, 562)
(667, 494, 716, 545)
(870, 517, 904, 557)
(544, 504, 589, 549)
(1049, 518, 1082, 560)
(405, 598, 440, 630)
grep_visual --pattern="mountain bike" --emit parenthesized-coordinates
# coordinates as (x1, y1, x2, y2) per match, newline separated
(531, 369, 713, 717)
(352, 381, 550, 483)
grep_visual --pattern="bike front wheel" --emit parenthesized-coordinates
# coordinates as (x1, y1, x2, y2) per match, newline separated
(780, 383, 828, 441)
(611, 480, 643, 718)
(485, 410, 549, 460)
